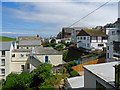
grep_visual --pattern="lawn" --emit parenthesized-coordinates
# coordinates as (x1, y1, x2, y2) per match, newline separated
(0, 36, 16, 41)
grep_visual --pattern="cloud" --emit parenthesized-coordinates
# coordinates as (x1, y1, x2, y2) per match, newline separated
(2, 1, 118, 37)
(2, 0, 120, 2)
(0, 32, 36, 35)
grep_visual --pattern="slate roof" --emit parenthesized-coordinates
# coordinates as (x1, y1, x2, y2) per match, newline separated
(77, 29, 107, 37)
(0, 42, 11, 51)
(32, 47, 63, 55)
(12, 49, 31, 52)
(18, 40, 41, 46)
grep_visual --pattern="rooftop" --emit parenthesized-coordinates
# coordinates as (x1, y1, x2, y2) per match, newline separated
(67, 76, 84, 88)
(77, 29, 107, 37)
(83, 61, 120, 87)
(12, 49, 31, 52)
(18, 40, 42, 46)
(0, 41, 11, 51)
(32, 47, 63, 55)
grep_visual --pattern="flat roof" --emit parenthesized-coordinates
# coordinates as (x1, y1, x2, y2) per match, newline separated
(67, 76, 84, 88)
(83, 61, 120, 87)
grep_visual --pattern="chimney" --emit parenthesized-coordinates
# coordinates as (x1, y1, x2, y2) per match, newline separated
(37, 34, 39, 38)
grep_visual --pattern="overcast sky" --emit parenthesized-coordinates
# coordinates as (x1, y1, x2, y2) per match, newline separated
(1, 0, 119, 38)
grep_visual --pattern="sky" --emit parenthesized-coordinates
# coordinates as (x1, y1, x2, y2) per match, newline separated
(1, 0, 119, 38)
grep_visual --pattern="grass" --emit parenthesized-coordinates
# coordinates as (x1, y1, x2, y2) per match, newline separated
(0, 36, 16, 41)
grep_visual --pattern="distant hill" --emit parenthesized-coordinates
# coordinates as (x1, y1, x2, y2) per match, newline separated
(0, 36, 16, 41)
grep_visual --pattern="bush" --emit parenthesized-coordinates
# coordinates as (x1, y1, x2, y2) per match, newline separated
(63, 51, 68, 61)
(2, 72, 33, 89)
(54, 45, 64, 50)
(70, 71, 79, 77)
(39, 85, 54, 90)
(51, 39, 56, 43)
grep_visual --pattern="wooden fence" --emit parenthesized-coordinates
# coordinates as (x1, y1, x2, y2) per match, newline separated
(72, 57, 105, 71)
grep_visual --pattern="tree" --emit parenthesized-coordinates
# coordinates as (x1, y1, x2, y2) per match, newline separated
(63, 51, 68, 61)
(31, 63, 52, 87)
(51, 39, 56, 43)
(2, 72, 33, 89)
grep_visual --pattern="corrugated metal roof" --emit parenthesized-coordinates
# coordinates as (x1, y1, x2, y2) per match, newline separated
(0, 42, 11, 51)
(19, 40, 41, 46)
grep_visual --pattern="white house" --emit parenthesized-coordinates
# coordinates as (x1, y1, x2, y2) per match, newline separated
(106, 28, 119, 62)
(30, 47, 63, 71)
(71, 27, 87, 44)
(17, 40, 42, 49)
(0, 41, 16, 80)
(77, 29, 107, 51)
(83, 61, 118, 89)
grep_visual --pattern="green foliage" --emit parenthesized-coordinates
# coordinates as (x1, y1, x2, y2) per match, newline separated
(64, 61, 78, 77)
(2, 63, 62, 89)
(39, 85, 54, 90)
(70, 71, 79, 77)
(2, 72, 33, 89)
(43, 43, 56, 48)
(61, 41, 66, 44)
(63, 51, 68, 61)
(0, 36, 16, 41)
(54, 45, 64, 50)
(63, 48, 86, 62)
(51, 39, 56, 43)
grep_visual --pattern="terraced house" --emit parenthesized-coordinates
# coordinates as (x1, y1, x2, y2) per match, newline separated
(77, 29, 107, 51)
(0, 40, 63, 80)
(0, 41, 16, 80)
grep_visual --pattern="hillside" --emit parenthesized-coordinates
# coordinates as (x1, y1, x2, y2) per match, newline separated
(63, 47, 89, 62)
(0, 36, 16, 41)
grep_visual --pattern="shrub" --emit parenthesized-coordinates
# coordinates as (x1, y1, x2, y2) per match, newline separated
(39, 85, 54, 90)
(63, 51, 68, 61)
(70, 71, 79, 77)
(54, 45, 64, 50)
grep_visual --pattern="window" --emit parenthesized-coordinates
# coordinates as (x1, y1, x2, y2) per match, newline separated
(27, 64, 29, 69)
(92, 37, 96, 40)
(84, 37, 86, 40)
(77, 37, 79, 40)
(20, 54, 24, 57)
(12, 54, 15, 57)
(21, 65, 24, 70)
(81, 37, 82, 40)
(26, 54, 29, 57)
(87, 44, 90, 47)
(107, 53, 109, 59)
(107, 46, 109, 50)
(2, 51, 5, 56)
(26, 47, 29, 49)
(1, 59, 5, 66)
(1, 69, 5, 75)
(45, 56, 48, 63)
(112, 31, 115, 35)
(98, 44, 104, 47)
(87, 37, 89, 40)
